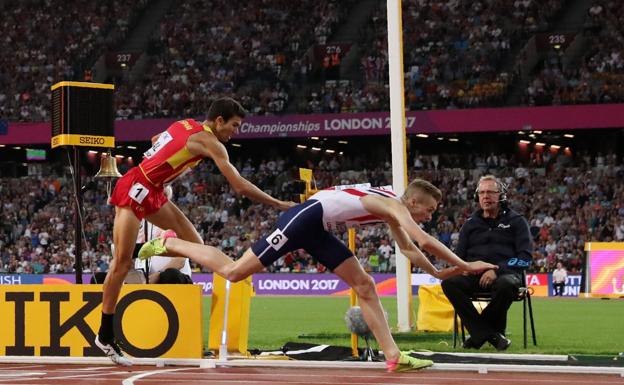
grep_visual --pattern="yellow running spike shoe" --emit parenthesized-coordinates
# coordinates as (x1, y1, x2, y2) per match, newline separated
(386, 351, 433, 372)
(137, 230, 177, 260)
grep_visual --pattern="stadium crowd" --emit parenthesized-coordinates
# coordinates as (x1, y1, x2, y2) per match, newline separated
(113, 0, 354, 119)
(1, 150, 622, 277)
(524, 0, 624, 106)
(305, 0, 567, 113)
(1, 0, 624, 281)
(3, 0, 623, 122)
(0, 0, 148, 122)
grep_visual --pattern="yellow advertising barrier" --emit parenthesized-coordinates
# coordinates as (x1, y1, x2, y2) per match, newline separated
(416, 284, 456, 332)
(0, 284, 202, 358)
(208, 275, 252, 355)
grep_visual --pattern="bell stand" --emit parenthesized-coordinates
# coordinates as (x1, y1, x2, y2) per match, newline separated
(72, 146, 84, 283)
(50, 80, 116, 284)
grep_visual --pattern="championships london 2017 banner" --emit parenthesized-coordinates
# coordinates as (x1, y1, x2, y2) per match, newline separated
(0, 273, 582, 297)
(3, 104, 624, 144)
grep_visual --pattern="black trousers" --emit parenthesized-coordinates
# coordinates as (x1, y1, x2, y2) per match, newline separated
(553, 282, 565, 296)
(441, 273, 521, 343)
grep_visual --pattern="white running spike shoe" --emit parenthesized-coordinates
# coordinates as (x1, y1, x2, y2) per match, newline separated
(95, 335, 133, 366)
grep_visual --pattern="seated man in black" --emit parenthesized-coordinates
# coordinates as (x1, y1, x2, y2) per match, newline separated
(442, 175, 532, 350)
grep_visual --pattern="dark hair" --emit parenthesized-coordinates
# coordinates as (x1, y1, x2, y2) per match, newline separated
(207, 97, 247, 121)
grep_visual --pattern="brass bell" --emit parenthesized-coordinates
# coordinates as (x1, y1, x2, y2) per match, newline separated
(95, 150, 122, 178)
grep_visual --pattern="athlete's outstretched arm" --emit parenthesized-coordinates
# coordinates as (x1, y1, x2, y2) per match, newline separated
(188, 134, 294, 210)
(387, 223, 460, 280)
(361, 195, 496, 273)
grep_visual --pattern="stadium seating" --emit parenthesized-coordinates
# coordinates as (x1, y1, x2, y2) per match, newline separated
(0, 0, 149, 121)
(4, 1, 624, 121)
(523, 0, 624, 106)
(113, 0, 355, 118)
(1, 151, 622, 276)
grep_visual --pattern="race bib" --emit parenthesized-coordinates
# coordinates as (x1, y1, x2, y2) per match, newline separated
(144, 131, 173, 159)
(334, 183, 371, 190)
(129, 183, 150, 204)
(266, 229, 288, 251)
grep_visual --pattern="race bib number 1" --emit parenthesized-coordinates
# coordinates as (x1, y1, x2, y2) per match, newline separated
(266, 229, 288, 251)
(129, 183, 150, 204)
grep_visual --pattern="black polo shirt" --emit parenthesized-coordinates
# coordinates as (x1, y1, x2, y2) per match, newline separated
(455, 205, 533, 275)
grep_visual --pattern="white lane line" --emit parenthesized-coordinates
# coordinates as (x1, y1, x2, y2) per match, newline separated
(418, 375, 624, 384)
(128, 380, 430, 385)
(1, 368, 620, 385)
(0, 372, 129, 383)
(114, 371, 624, 385)
(113, 376, 624, 385)
(0, 373, 46, 378)
(2, 367, 119, 373)
(2, 382, 51, 385)
(0, 366, 45, 370)
(122, 368, 197, 385)
(29, 371, 130, 380)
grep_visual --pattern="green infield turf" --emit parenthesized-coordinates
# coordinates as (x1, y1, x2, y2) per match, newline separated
(202, 296, 623, 355)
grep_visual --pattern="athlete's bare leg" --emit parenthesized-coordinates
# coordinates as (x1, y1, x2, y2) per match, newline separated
(101, 207, 140, 314)
(333, 257, 400, 361)
(100, 201, 202, 328)
(222, 248, 265, 281)
(140, 232, 428, 368)
(96, 206, 140, 365)
(102, 201, 201, 314)
(155, 237, 263, 281)
(146, 201, 203, 243)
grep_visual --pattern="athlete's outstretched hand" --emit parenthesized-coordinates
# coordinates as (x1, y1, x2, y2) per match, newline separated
(276, 200, 297, 211)
(433, 266, 461, 280)
(464, 261, 498, 274)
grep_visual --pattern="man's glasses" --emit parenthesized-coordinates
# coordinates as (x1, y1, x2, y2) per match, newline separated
(477, 190, 500, 196)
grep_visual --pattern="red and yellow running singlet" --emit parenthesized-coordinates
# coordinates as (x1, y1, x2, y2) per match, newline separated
(139, 119, 212, 186)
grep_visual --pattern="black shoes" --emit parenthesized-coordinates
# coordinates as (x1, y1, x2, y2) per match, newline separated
(462, 336, 485, 349)
(463, 333, 511, 351)
(488, 333, 512, 351)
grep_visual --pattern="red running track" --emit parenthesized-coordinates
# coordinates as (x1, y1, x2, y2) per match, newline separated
(0, 364, 622, 385)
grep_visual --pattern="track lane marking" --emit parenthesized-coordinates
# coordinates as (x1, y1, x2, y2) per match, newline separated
(122, 368, 198, 385)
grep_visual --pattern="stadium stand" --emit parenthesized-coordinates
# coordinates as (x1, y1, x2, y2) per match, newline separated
(1, 0, 623, 279)
(0, 0, 149, 121)
(112, 0, 355, 118)
(1, 0, 622, 119)
(524, 0, 624, 106)
(304, 0, 568, 112)
(1, 150, 622, 276)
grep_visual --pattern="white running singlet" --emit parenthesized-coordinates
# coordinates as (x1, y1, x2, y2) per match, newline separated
(309, 184, 398, 231)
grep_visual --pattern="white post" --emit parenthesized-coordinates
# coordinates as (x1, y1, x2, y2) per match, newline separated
(386, 0, 411, 332)
(219, 279, 232, 361)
